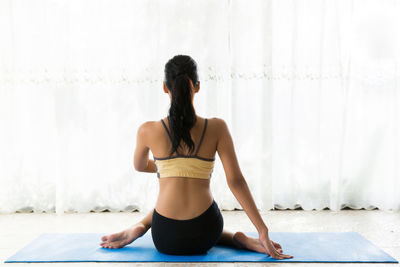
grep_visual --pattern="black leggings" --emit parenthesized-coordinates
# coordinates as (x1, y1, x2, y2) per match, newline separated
(151, 199, 224, 255)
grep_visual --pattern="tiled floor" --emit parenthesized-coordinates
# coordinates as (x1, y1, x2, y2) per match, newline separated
(0, 209, 399, 266)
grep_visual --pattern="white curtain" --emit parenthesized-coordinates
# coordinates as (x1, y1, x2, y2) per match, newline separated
(1, 0, 399, 214)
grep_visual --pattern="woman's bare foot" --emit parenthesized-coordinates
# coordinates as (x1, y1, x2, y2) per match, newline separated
(232, 231, 266, 253)
(100, 222, 148, 249)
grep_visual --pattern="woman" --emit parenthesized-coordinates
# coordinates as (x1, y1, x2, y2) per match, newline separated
(100, 55, 293, 259)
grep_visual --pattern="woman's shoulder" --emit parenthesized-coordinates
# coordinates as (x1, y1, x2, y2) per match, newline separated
(138, 120, 156, 129)
(137, 119, 162, 135)
(205, 117, 230, 139)
(208, 117, 228, 129)
(139, 116, 228, 130)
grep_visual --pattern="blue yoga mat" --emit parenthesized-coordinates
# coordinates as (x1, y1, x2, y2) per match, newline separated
(4, 231, 398, 263)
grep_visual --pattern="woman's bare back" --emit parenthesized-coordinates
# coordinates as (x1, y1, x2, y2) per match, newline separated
(149, 116, 219, 220)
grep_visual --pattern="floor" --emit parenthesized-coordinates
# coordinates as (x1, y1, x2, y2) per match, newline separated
(1, 209, 399, 266)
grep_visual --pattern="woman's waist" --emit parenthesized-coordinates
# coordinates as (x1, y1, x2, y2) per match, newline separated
(155, 188, 213, 220)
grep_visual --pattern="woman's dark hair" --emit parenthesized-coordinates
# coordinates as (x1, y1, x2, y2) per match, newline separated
(164, 55, 199, 157)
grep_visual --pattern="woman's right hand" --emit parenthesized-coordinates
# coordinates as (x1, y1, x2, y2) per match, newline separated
(258, 230, 293, 260)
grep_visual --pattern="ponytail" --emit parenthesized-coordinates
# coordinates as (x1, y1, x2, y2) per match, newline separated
(164, 55, 199, 157)
(167, 73, 196, 156)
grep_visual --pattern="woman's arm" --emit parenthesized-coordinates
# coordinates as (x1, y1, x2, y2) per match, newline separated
(215, 118, 268, 233)
(216, 118, 292, 259)
(133, 122, 156, 173)
(140, 159, 157, 173)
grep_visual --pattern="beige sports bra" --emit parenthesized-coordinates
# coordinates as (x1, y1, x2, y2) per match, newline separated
(153, 118, 215, 179)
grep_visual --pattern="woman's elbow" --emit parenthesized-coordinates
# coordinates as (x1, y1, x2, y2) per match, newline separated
(134, 161, 147, 172)
(133, 162, 143, 172)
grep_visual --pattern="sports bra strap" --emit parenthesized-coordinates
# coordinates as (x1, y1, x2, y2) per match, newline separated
(195, 118, 208, 156)
(161, 117, 208, 156)
(160, 119, 180, 156)
(160, 119, 173, 143)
